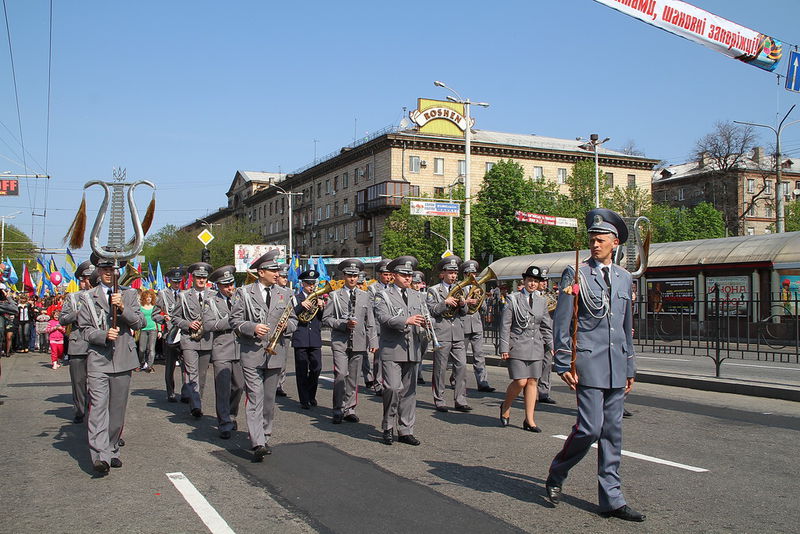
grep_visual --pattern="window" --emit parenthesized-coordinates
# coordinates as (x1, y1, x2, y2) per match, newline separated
(433, 186, 445, 197)
(409, 156, 421, 173)
(434, 158, 444, 175)
(765, 181, 772, 194)
(326, 204, 331, 219)
(747, 227, 755, 235)
(747, 179, 755, 193)
(268, 203, 272, 216)
(458, 159, 466, 176)
(343, 224, 348, 238)
(627, 174, 636, 188)
(316, 207, 322, 222)
(746, 202, 756, 217)
(326, 179, 331, 195)
(557, 168, 567, 184)
(533, 166, 543, 181)
(333, 176, 338, 192)
(269, 222, 274, 234)
(486, 162, 495, 172)
(605, 172, 614, 187)
(317, 183, 322, 198)
(334, 226, 339, 241)
(783, 181, 791, 198)
(343, 198, 349, 214)
(334, 201, 339, 217)
(343, 172, 349, 189)
(678, 188, 685, 201)
(354, 169, 359, 185)
(280, 198, 285, 214)
(766, 205, 773, 218)
(365, 163, 372, 180)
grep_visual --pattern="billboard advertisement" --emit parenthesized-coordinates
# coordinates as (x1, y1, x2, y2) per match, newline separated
(706, 275, 749, 316)
(646, 277, 695, 314)
(234, 244, 286, 272)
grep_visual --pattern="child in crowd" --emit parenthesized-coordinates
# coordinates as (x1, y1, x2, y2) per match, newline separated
(45, 309, 65, 369)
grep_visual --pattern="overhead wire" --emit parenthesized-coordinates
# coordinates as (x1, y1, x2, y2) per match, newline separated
(40, 0, 53, 247)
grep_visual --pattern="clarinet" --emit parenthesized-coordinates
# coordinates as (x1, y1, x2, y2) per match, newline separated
(347, 288, 356, 354)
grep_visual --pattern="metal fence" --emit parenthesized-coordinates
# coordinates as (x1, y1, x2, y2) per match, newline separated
(481, 290, 800, 375)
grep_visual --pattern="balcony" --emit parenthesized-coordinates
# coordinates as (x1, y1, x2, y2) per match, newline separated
(355, 230, 373, 244)
(356, 181, 419, 215)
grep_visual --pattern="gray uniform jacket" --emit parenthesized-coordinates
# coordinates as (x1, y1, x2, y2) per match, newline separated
(203, 290, 239, 363)
(172, 287, 215, 350)
(461, 285, 485, 335)
(78, 285, 145, 373)
(60, 291, 90, 355)
(153, 288, 179, 331)
(323, 287, 377, 353)
(499, 290, 553, 361)
(552, 259, 636, 389)
(426, 282, 468, 341)
(229, 282, 298, 369)
(374, 286, 426, 363)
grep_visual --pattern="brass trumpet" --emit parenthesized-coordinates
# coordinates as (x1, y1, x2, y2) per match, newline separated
(297, 281, 334, 322)
(465, 267, 496, 315)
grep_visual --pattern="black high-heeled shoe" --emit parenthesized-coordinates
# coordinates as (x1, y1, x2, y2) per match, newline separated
(522, 419, 542, 433)
(499, 404, 510, 427)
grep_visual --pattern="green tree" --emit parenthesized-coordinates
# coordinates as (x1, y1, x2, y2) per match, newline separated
(142, 220, 262, 270)
(784, 199, 800, 232)
(610, 186, 652, 217)
(3, 223, 37, 264)
(566, 159, 613, 218)
(686, 201, 725, 239)
(645, 202, 725, 242)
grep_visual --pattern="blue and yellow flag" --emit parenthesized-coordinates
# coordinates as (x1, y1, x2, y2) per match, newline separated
(65, 248, 77, 272)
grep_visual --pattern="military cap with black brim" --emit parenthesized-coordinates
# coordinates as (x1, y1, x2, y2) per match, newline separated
(188, 262, 213, 278)
(75, 260, 95, 279)
(387, 255, 418, 275)
(436, 255, 462, 272)
(522, 265, 547, 280)
(250, 250, 281, 271)
(586, 208, 628, 244)
(209, 265, 236, 285)
(338, 258, 364, 276)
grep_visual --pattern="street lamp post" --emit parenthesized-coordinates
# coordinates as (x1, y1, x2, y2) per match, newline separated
(0, 211, 22, 259)
(577, 134, 611, 208)
(269, 181, 303, 267)
(735, 105, 800, 233)
(434, 81, 489, 262)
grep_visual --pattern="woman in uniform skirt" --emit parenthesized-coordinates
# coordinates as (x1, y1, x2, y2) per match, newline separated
(498, 265, 553, 432)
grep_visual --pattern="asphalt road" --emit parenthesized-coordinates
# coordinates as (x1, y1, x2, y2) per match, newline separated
(1, 349, 799, 534)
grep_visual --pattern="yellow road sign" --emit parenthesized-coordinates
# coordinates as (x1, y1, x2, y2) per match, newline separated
(197, 229, 215, 246)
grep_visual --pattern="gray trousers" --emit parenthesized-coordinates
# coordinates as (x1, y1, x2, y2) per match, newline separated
(213, 359, 244, 432)
(548, 386, 626, 512)
(182, 348, 211, 411)
(362, 350, 383, 391)
(137, 330, 158, 367)
(163, 342, 184, 399)
(538, 350, 553, 399)
(277, 361, 287, 391)
(432, 339, 467, 408)
(464, 332, 490, 388)
(242, 365, 280, 448)
(69, 354, 88, 419)
(332, 349, 363, 417)
(87, 370, 132, 464)
(381, 360, 418, 436)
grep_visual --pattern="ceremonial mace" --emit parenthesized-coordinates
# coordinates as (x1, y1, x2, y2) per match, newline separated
(64, 171, 156, 327)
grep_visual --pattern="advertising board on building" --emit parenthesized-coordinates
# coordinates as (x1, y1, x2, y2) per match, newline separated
(646, 277, 695, 314)
(410, 201, 460, 217)
(234, 244, 286, 272)
(706, 275, 749, 316)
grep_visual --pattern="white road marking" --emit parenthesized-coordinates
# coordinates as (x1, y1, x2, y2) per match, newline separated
(166, 472, 236, 534)
(726, 362, 800, 372)
(319, 376, 333, 383)
(637, 356, 692, 362)
(552, 435, 709, 473)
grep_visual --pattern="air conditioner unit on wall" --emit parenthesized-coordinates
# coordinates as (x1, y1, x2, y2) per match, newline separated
(420, 160, 427, 167)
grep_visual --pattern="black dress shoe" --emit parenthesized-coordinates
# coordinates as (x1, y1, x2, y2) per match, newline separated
(93, 460, 110, 474)
(191, 408, 203, 419)
(110, 458, 122, 468)
(73, 414, 84, 424)
(117, 438, 125, 447)
(435, 406, 449, 413)
(398, 434, 420, 446)
(417, 376, 426, 385)
(499, 405, 510, 427)
(538, 397, 557, 405)
(382, 430, 393, 445)
(454, 404, 473, 412)
(623, 408, 633, 418)
(522, 419, 542, 433)
(310, 399, 318, 407)
(545, 480, 561, 505)
(332, 416, 343, 424)
(167, 395, 178, 403)
(372, 388, 383, 397)
(477, 385, 496, 393)
(276, 389, 288, 397)
(220, 430, 232, 439)
(343, 414, 360, 423)
(300, 402, 311, 410)
(601, 505, 646, 522)
(252, 445, 271, 461)
(180, 397, 190, 404)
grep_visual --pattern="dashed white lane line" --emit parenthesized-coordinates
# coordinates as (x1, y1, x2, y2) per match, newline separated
(167, 472, 236, 534)
(552, 435, 709, 473)
(637, 356, 692, 362)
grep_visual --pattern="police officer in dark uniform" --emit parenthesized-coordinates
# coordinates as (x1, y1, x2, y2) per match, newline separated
(292, 269, 324, 409)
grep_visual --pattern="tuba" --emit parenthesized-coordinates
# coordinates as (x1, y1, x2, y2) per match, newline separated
(466, 267, 496, 315)
(442, 276, 473, 319)
(297, 281, 334, 322)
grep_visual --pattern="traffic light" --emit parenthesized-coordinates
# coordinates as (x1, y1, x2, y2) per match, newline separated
(201, 248, 211, 264)
(424, 220, 431, 239)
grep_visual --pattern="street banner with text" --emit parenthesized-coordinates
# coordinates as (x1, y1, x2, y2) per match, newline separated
(410, 201, 460, 217)
(593, 0, 782, 72)
(514, 210, 578, 228)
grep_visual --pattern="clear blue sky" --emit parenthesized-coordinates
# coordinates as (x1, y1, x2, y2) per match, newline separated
(1, 0, 800, 262)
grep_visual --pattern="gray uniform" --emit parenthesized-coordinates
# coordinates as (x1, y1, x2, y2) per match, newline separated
(60, 291, 90, 420)
(323, 286, 377, 418)
(153, 287, 186, 400)
(230, 282, 297, 448)
(499, 290, 553, 379)
(537, 290, 556, 399)
(461, 289, 490, 388)
(78, 285, 144, 465)
(426, 282, 468, 409)
(203, 290, 244, 433)
(172, 287, 214, 411)
(548, 259, 636, 512)
(365, 282, 391, 390)
(374, 286, 425, 436)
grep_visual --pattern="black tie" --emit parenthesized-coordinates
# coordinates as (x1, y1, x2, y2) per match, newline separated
(226, 297, 231, 310)
(402, 288, 408, 305)
(174, 290, 179, 301)
(198, 292, 203, 305)
(528, 293, 533, 308)
(265, 287, 271, 308)
(603, 267, 612, 290)
(107, 288, 113, 309)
